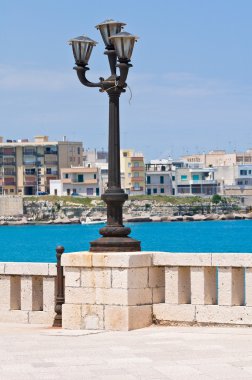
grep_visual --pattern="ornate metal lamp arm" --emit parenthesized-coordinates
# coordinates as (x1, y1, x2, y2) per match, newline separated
(74, 66, 104, 88)
(116, 61, 132, 88)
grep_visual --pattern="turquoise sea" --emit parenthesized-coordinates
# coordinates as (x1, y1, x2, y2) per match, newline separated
(0, 220, 251, 262)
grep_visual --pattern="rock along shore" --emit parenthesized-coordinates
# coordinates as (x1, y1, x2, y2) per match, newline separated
(0, 197, 250, 225)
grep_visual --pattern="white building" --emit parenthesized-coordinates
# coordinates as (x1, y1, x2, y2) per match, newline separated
(145, 160, 173, 195)
(50, 167, 100, 196)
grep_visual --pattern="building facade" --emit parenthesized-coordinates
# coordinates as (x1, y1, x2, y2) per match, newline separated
(0, 136, 83, 195)
(145, 160, 173, 195)
(120, 149, 145, 195)
(50, 167, 100, 197)
(175, 167, 218, 195)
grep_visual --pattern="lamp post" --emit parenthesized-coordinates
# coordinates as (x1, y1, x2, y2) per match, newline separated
(68, 19, 141, 252)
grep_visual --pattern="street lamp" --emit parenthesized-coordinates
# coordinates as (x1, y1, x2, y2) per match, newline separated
(68, 19, 141, 252)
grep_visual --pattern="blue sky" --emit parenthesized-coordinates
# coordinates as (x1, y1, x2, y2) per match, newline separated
(1, 0, 252, 159)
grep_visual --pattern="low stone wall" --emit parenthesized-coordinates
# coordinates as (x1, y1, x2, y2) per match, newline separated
(1, 251, 252, 330)
(0, 196, 23, 216)
(153, 252, 252, 326)
(0, 263, 56, 324)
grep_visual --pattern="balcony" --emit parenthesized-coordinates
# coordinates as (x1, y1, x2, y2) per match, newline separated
(2, 161, 16, 166)
(131, 166, 144, 171)
(1, 181, 16, 186)
(189, 180, 217, 185)
(45, 161, 58, 166)
(132, 176, 145, 182)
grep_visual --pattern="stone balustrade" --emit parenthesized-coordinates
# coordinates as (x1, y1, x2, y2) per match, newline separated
(0, 263, 56, 324)
(1, 252, 252, 330)
(153, 252, 252, 326)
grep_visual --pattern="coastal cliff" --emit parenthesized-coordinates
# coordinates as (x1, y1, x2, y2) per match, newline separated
(0, 195, 251, 225)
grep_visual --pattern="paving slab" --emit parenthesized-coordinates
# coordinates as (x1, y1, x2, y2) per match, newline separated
(0, 323, 252, 379)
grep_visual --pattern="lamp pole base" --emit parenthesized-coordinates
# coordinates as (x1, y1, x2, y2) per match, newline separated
(90, 236, 141, 252)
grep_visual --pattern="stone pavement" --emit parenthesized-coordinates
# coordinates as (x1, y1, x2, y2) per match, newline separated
(0, 324, 252, 379)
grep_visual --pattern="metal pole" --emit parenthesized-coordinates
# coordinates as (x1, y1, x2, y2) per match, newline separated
(53, 245, 65, 327)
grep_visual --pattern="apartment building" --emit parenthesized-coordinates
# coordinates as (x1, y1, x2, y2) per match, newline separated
(182, 149, 252, 167)
(120, 149, 145, 195)
(175, 166, 218, 195)
(0, 136, 83, 195)
(145, 160, 173, 195)
(50, 167, 99, 196)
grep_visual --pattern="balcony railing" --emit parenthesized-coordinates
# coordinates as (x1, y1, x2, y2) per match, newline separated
(131, 166, 144, 171)
(189, 180, 217, 185)
(2, 162, 16, 166)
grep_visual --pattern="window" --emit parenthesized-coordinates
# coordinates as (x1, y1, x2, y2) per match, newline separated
(147, 176, 151, 184)
(96, 188, 99, 196)
(65, 173, 69, 179)
(46, 168, 52, 175)
(153, 188, 157, 194)
(134, 183, 140, 190)
(123, 152, 127, 157)
(160, 188, 164, 194)
(147, 189, 151, 195)
(160, 176, 164, 184)
(237, 181, 243, 185)
(161, 165, 166, 171)
(77, 147, 81, 155)
(240, 170, 247, 175)
(133, 162, 139, 167)
(181, 175, 188, 181)
(128, 163, 131, 167)
(172, 176, 175, 181)
(134, 172, 139, 177)
(87, 188, 94, 195)
(78, 174, 84, 182)
(192, 175, 199, 180)
(94, 174, 96, 179)
(249, 170, 252, 175)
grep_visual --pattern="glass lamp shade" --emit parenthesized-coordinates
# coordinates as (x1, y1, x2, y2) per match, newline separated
(68, 35, 97, 66)
(109, 31, 138, 61)
(95, 19, 126, 47)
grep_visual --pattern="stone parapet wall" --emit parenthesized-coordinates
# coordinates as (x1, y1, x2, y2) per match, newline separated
(61, 252, 164, 331)
(153, 252, 252, 326)
(0, 262, 56, 324)
(0, 196, 23, 216)
(2, 252, 252, 330)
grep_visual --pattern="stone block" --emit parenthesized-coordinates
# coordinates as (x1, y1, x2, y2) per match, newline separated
(96, 288, 128, 306)
(82, 305, 104, 330)
(81, 268, 111, 288)
(153, 303, 196, 322)
(195, 305, 252, 325)
(191, 267, 217, 305)
(0, 263, 5, 274)
(65, 287, 96, 305)
(212, 253, 252, 267)
(153, 252, 211, 267)
(0, 276, 11, 310)
(104, 305, 152, 331)
(112, 268, 148, 289)
(152, 287, 165, 304)
(43, 277, 56, 312)
(62, 304, 82, 329)
(29, 311, 55, 325)
(4, 263, 49, 276)
(128, 288, 153, 306)
(61, 252, 92, 268)
(0, 310, 29, 323)
(48, 263, 57, 276)
(148, 267, 165, 288)
(246, 268, 252, 306)
(21, 276, 32, 311)
(218, 267, 245, 306)
(165, 267, 191, 304)
(92, 252, 152, 268)
(64, 268, 81, 287)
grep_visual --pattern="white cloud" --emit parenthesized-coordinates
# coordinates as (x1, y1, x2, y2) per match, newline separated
(0, 64, 75, 91)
